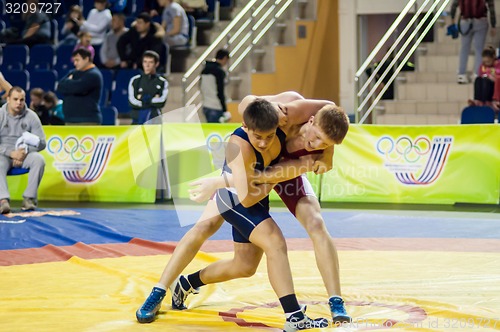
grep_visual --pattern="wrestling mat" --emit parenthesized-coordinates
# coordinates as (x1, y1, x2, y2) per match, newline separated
(1, 206, 499, 331)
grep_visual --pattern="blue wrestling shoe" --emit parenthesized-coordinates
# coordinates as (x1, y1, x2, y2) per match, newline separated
(170, 275, 199, 310)
(283, 305, 329, 331)
(136, 287, 166, 323)
(329, 296, 352, 324)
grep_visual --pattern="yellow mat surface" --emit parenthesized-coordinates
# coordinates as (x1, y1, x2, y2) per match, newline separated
(1, 250, 499, 331)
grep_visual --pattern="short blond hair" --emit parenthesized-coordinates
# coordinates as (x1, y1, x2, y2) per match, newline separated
(313, 104, 349, 144)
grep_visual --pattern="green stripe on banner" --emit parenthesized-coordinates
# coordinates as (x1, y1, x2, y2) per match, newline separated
(321, 124, 500, 204)
(8, 126, 162, 203)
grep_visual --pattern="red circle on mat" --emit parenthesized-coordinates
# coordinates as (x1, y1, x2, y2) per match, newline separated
(218, 300, 427, 330)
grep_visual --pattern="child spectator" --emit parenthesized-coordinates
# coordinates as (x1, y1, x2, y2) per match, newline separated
(74, 32, 96, 60)
(30, 88, 49, 125)
(59, 5, 83, 45)
(42, 92, 65, 125)
(468, 46, 500, 107)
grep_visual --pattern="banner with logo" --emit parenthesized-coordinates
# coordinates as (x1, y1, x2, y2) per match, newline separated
(7, 126, 162, 202)
(321, 125, 500, 204)
(162, 123, 322, 202)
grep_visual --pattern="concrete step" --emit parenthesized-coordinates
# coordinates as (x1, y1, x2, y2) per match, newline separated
(420, 41, 460, 56)
(396, 82, 473, 101)
(380, 100, 464, 115)
(167, 85, 184, 104)
(401, 71, 457, 83)
(417, 54, 474, 72)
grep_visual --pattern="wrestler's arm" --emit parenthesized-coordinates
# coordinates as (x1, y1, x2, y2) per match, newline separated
(284, 99, 335, 126)
(188, 155, 316, 202)
(237, 91, 305, 116)
(226, 136, 274, 208)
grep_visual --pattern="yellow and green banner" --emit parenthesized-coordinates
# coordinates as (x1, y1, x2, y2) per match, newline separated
(8, 126, 162, 202)
(162, 123, 323, 202)
(7, 124, 500, 205)
(321, 125, 500, 204)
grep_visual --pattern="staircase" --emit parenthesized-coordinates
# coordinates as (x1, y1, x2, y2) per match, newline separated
(163, 0, 313, 123)
(377, 23, 473, 125)
(374, 1, 500, 125)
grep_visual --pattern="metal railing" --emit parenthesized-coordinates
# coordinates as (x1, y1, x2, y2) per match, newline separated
(181, 0, 295, 121)
(354, 0, 451, 124)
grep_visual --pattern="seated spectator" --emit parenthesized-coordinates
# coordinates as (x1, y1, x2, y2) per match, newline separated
(144, 0, 163, 17)
(59, 5, 83, 45)
(73, 32, 96, 60)
(178, 0, 208, 19)
(468, 46, 500, 107)
(117, 12, 165, 69)
(42, 92, 65, 125)
(100, 13, 128, 69)
(128, 50, 168, 124)
(80, 0, 112, 45)
(159, 0, 189, 47)
(57, 48, 103, 125)
(0, 87, 46, 213)
(5, 0, 52, 47)
(29, 88, 49, 125)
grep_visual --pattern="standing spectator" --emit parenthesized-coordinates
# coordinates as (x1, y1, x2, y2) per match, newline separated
(450, 0, 496, 84)
(159, 0, 189, 47)
(59, 5, 83, 45)
(117, 12, 165, 69)
(0, 87, 46, 213)
(16, 0, 52, 47)
(29, 88, 49, 125)
(73, 32, 96, 60)
(100, 13, 128, 69)
(128, 51, 168, 124)
(178, 0, 208, 19)
(80, 0, 112, 45)
(200, 49, 230, 123)
(57, 48, 103, 125)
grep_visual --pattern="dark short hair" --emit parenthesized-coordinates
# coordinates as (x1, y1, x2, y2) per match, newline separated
(137, 12, 152, 23)
(243, 98, 278, 131)
(42, 91, 58, 105)
(72, 48, 92, 60)
(8, 86, 25, 97)
(216, 49, 230, 60)
(143, 50, 160, 63)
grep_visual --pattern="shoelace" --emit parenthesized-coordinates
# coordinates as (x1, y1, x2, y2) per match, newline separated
(142, 292, 162, 311)
(329, 300, 347, 315)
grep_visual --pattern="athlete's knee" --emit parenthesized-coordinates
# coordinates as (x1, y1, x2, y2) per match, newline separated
(303, 213, 328, 237)
(192, 216, 223, 237)
(236, 261, 258, 278)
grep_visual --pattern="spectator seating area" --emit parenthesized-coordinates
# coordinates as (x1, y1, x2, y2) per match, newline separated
(0, 0, 235, 120)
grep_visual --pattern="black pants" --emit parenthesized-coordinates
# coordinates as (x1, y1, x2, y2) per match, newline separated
(474, 77, 495, 102)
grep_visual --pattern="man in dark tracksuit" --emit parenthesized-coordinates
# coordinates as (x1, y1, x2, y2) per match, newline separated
(128, 51, 169, 124)
(200, 49, 230, 123)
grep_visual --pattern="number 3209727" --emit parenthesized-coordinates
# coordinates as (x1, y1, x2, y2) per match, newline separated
(5, 2, 61, 15)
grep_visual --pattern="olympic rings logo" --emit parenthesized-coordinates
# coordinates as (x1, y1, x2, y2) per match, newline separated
(47, 135, 96, 162)
(206, 133, 232, 152)
(376, 136, 431, 163)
